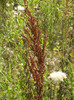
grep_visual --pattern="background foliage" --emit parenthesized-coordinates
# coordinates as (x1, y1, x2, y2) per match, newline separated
(0, 0, 73, 100)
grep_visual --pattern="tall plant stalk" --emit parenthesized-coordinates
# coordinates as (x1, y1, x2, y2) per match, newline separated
(21, 0, 47, 100)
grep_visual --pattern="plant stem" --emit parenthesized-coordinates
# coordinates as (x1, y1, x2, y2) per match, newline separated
(54, 84, 57, 100)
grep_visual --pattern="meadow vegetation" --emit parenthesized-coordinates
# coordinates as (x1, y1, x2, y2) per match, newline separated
(0, 0, 73, 100)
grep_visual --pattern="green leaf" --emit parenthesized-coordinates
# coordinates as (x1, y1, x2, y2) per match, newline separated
(69, 52, 72, 57)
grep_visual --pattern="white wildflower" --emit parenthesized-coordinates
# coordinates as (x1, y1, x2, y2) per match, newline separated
(17, 5, 25, 11)
(12, 10, 18, 17)
(48, 71, 67, 82)
(69, 27, 73, 30)
(57, 71, 67, 79)
(12, 3, 14, 6)
(14, 11, 18, 15)
(14, 7, 17, 10)
(6, 3, 10, 7)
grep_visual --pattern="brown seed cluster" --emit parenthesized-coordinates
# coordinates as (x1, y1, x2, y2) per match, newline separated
(21, 0, 47, 100)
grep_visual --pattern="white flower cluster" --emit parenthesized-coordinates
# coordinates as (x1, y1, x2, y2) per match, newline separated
(13, 5, 25, 17)
(6, 3, 25, 11)
(17, 5, 25, 11)
(6, 3, 25, 17)
(12, 10, 18, 17)
(48, 71, 67, 82)
(14, 5, 25, 11)
(6, 3, 10, 7)
(6, 3, 14, 7)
